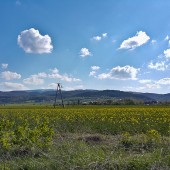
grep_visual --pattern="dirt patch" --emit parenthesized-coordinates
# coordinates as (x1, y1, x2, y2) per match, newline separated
(79, 135, 103, 143)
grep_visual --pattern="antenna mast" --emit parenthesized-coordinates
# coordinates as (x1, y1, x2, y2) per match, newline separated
(53, 83, 64, 108)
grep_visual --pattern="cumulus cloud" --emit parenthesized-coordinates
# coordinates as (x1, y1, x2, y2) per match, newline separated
(91, 66, 100, 71)
(48, 68, 81, 82)
(119, 31, 150, 50)
(139, 78, 170, 88)
(0, 82, 27, 91)
(92, 33, 108, 41)
(89, 66, 100, 77)
(80, 48, 92, 57)
(145, 83, 160, 89)
(1, 71, 21, 80)
(23, 77, 44, 85)
(89, 71, 97, 77)
(147, 47, 170, 72)
(18, 28, 53, 54)
(1, 64, 8, 69)
(139, 79, 152, 84)
(148, 61, 168, 71)
(97, 73, 111, 79)
(164, 35, 169, 41)
(157, 78, 170, 85)
(23, 72, 47, 85)
(47, 83, 58, 89)
(23, 69, 81, 85)
(102, 33, 107, 38)
(138, 83, 160, 91)
(164, 49, 170, 59)
(97, 65, 139, 80)
(36, 72, 47, 78)
(151, 40, 157, 44)
(92, 36, 102, 41)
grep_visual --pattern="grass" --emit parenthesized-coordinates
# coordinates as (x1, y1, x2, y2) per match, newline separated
(0, 133, 169, 169)
(0, 105, 169, 169)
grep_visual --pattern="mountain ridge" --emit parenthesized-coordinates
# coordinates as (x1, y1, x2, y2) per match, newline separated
(0, 89, 170, 104)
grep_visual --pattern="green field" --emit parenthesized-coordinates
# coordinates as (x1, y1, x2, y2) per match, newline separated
(0, 105, 170, 169)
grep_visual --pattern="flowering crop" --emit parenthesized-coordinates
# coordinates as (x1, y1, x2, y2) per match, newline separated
(0, 106, 169, 154)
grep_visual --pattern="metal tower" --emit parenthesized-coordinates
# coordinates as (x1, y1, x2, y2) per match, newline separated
(53, 83, 64, 108)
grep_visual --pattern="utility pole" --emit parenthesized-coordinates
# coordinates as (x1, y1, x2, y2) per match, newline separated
(53, 83, 64, 108)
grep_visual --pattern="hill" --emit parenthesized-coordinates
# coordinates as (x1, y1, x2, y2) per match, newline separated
(1, 89, 170, 104)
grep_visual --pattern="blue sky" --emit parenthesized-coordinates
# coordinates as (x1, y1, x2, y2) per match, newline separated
(1, 0, 170, 93)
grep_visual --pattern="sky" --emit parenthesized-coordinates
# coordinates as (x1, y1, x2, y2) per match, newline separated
(1, 0, 170, 93)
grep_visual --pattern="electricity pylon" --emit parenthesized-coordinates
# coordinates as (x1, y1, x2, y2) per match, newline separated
(53, 83, 64, 108)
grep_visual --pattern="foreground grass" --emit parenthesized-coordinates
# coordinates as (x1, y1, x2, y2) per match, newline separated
(0, 105, 169, 169)
(0, 133, 170, 170)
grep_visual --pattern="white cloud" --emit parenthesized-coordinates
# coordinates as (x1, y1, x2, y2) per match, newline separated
(89, 71, 96, 77)
(71, 78, 81, 82)
(23, 77, 44, 85)
(91, 66, 100, 71)
(148, 61, 168, 71)
(157, 78, 170, 85)
(89, 66, 100, 77)
(139, 79, 152, 84)
(23, 72, 47, 85)
(80, 48, 92, 57)
(119, 31, 150, 50)
(92, 36, 102, 41)
(92, 33, 108, 41)
(164, 35, 169, 41)
(143, 71, 151, 75)
(102, 33, 107, 38)
(50, 68, 59, 74)
(36, 72, 47, 78)
(23, 69, 81, 85)
(151, 40, 157, 44)
(1, 64, 8, 69)
(48, 68, 81, 82)
(164, 49, 170, 59)
(97, 65, 139, 80)
(1, 71, 21, 80)
(158, 54, 164, 59)
(98, 73, 111, 79)
(137, 83, 160, 91)
(18, 28, 53, 54)
(0, 82, 27, 91)
(47, 83, 58, 89)
(145, 84, 160, 89)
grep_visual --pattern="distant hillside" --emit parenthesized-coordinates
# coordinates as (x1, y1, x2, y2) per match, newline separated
(0, 89, 170, 104)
